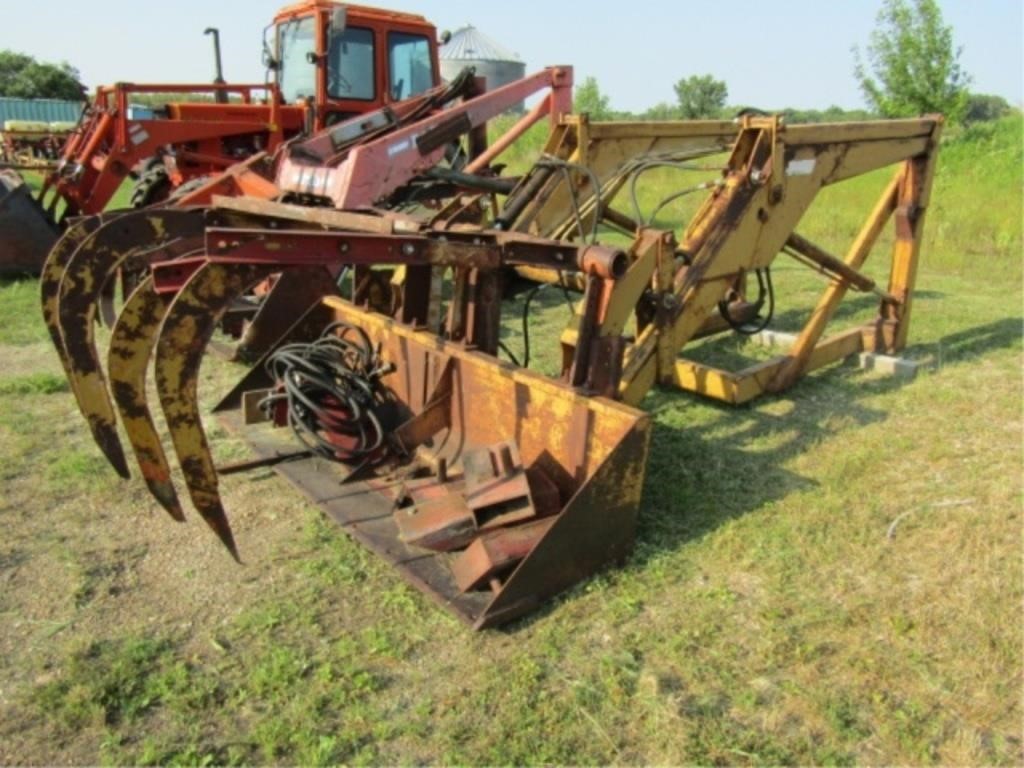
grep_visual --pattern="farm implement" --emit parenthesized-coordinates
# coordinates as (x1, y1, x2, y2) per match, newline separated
(0, 119, 77, 170)
(44, 62, 942, 628)
(0, 0, 441, 275)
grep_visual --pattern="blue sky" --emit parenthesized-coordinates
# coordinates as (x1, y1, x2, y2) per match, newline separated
(2, 0, 1020, 110)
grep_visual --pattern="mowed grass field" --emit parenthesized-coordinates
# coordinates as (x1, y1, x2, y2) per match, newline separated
(0, 116, 1020, 765)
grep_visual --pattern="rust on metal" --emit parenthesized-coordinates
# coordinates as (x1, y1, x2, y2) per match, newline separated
(39, 214, 108, 383)
(155, 261, 277, 559)
(208, 296, 649, 626)
(451, 517, 557, 593)
(394, 482, 476, 551)
(56, 210, 205, 477)
(107, 274, 188, 521)
(463, 442, 536, 530)
(233, 266, 341, 363)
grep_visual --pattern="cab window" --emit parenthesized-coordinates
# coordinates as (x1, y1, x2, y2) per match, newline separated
(328, 27, 375, 100)
(278, 16, 316, 103)
(388, 33, 433, 101)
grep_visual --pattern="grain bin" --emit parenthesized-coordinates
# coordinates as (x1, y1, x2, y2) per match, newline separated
(440, 25, 525, 110)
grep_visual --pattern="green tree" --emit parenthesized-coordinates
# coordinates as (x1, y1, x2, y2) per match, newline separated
(573, 76, 611, 120)
(854, 0, 970, 122)
(673, 75, 728, 119)
(0, 50, 85, 100)
(641, 101, 681, 121)
(964, 93, 1012, 123)
(776, 105, 875, 124)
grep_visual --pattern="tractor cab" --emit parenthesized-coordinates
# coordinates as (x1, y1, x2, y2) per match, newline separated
(269, 1, 441, 128)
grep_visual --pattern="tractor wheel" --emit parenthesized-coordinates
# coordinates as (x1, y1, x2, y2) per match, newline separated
(129, 154, 165, 181)
(129, 165, 172, 208)
(168, 175, 213, 202)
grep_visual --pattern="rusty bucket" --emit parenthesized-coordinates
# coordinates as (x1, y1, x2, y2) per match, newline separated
(0, 170, 58, 276)
(212, 296, 652, 629)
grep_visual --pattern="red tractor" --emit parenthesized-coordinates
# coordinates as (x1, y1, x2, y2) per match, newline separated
(0, 1, 442, 274)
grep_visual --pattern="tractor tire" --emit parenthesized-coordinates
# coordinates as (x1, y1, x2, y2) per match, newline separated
(168, 175, 213, 202)
(129, 154, 165, 181)
(129, 165, 172, 208)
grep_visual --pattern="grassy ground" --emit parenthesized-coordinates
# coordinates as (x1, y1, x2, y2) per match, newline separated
(19, 172, 134, 216)
(0, 116, 1020, 765)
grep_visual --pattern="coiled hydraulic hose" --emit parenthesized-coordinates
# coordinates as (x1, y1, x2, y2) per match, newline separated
(259, 322, 394, 462)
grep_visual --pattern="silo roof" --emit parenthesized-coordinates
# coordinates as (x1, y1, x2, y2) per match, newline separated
(440, 25, 522, 63)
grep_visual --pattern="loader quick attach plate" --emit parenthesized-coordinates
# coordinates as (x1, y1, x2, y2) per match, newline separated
(213, 296, 652, 629)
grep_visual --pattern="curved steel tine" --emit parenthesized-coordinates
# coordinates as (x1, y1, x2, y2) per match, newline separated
(40, 215, 111, 380)
(108, 243, 203, 522)
(155, 261, 278, 561)
(57, 209, 206, 478)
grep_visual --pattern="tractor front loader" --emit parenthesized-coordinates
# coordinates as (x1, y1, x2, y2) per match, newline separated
(0, 0, 443, 275)
(45, 60, 942, 628)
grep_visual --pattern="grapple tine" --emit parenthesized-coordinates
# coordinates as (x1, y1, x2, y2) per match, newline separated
(155, 261, 277, 560)
(108, 275, 186, 522)
(59, 320, 132, 480)
(56, 209, 205, 478)
(40, 215, 110, 381)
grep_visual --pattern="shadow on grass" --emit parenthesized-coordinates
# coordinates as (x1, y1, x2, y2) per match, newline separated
(763, 289, 945, 333)
(679, 288, 958, 369)
(505, 314, 1021, 633)
(637, 381, 886, 551)
(912, 316, 1024, 364)
(636, 314, 1023, 564)
(0, 274, 39, 288)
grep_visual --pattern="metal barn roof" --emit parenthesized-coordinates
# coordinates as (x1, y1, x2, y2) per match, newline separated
(440, 25, 522, 63)
(0, 97, 84, 124)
